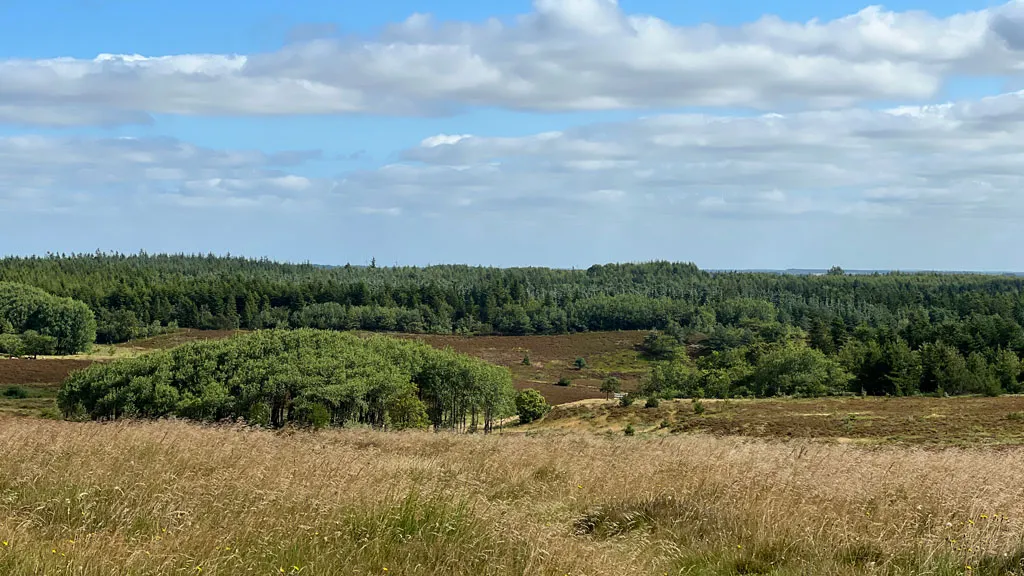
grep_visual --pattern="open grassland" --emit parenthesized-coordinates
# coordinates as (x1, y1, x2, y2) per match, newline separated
(538, 396, 1024, 446)
(2, 419, 1024, 575)
(0, 359, 92, 418)
(0, 359, 94, 385)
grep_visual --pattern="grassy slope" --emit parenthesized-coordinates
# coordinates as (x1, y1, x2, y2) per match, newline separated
(5, 331, 1024, 573)
(527, 396, 1024, 446)
(2, 418, 1023, 575)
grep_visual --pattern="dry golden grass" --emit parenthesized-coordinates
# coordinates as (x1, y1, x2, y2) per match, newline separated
(2, 419, 1024, 575)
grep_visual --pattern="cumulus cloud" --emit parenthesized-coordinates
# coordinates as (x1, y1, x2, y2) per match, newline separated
(338, 90, 1024, 218)
(0, 136, 327, 213)
(4, 0, 1024, 124)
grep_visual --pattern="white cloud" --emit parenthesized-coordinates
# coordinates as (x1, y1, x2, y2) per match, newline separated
(421, 134, 473, 147)
(10, 89, 1024, 220)
(0, 136, 326, 213)
(356, 206, 402, 216)
(5, 1, 1024, 124)
(333, 89, 1024, 218)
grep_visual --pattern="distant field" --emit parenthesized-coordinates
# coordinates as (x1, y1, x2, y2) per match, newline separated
(537, 395, 1024, 446)
(0, 358, 93, 385)
(406, 331, 650, 401)
(0, 359, 93, 418)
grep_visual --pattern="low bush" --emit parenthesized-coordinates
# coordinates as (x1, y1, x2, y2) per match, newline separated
(2, 385, 28, 399)
(516, 389, 550, 424)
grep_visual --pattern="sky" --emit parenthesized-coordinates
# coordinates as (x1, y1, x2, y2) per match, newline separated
(2, 0, 1024, 270)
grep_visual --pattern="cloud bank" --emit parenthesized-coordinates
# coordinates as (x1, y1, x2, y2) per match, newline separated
(7, 89, 1024, 220)
(4, 0, 1024, 124)
(5, 0, 1024, 268)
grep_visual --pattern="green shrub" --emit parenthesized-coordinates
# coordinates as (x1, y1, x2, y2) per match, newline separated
(574, 357, 587, 370)
(37, 407, 62, 420)
(516, 389, 550, 424)
(247, 401, 272, 427)
(693, 399, 706, 415)
(2, 385, 28, 399)
(66, 402, 88, 422)
(521, 353, 531, 366)
(557, 376, 572, 387)
(307, 403, 331, 430)
(0, 333, 24, 355)
(295, 402, 332, 429)
(58, 329, 516, 430)
(623, 424, 635, 436)
(20, 330, 58, 356)
(600, 376, 621, 399)
(387, 393, 430, 430)
(638, 331, 678, 360)
(619, 394, 635, 407)
(644, 396, 660, 409)
(1008, 412, 1024, 421)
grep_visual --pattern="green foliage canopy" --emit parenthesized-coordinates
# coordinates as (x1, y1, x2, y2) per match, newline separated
(0, 281, 96, 354)
(515, 389, 549, 424)
(57, 329, 515, 431)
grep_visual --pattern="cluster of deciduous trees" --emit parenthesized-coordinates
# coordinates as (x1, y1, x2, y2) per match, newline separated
(57, 329, 516, 430)
(0, 282, 96, 355)
(637, 298, 1024, 399)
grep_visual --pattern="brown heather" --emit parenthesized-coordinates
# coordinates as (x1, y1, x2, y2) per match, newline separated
(2, 418, 1024, 575)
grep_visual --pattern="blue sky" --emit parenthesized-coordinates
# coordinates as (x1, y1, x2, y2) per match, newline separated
(2, 0, 1024, 269)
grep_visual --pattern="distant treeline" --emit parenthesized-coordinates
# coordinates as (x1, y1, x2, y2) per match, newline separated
(58, 329, 516, 430)
(7, 253, 1024, 396)
(0, 281, 95, 355)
